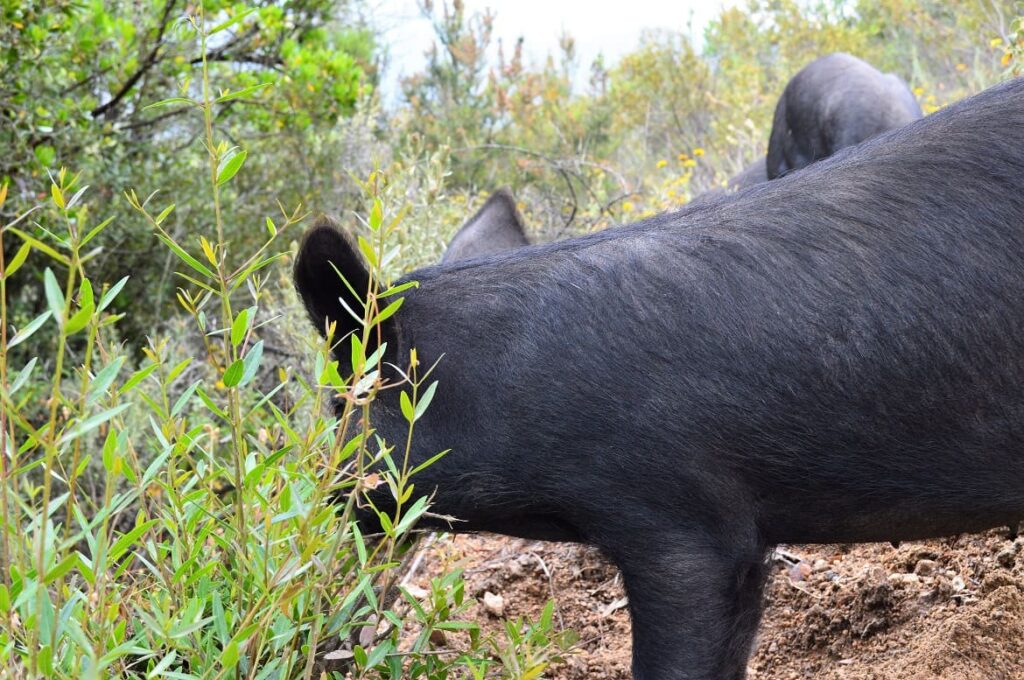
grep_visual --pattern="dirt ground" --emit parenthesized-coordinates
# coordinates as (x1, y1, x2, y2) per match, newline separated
(410, 529, 1024, 679)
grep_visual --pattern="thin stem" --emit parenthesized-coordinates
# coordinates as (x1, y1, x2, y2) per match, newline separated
(32, 193, 81, 667)
(0, 193, 12, 588)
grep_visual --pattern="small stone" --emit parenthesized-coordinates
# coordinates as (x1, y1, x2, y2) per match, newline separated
(789, 562, 813, 582)
(914, 559, 938, 576)
(482, 591, 505, 617)
(813, 559, 829, 573)
(996, 546, 1019, 568)
(888, 572, 920, 587)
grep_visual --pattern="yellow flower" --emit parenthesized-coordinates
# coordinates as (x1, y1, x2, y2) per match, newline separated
(656, 159, 668, 169)
(955, 63, 967, 72)
(1002, 51, 1013, 67)
(683, 159, 697, 168)
(991, 37, 1004, 48)
(913, 86, 925, 96)
(622, 201, 635, 213)
(677, 153, 689, 161)
(692, 147, 705, 157)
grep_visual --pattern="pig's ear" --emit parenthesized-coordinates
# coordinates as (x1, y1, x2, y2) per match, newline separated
(294, 217, 371, 345)
(441, 187, 530, 262)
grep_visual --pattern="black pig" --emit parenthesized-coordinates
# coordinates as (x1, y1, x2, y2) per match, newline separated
(295, 78, 1024, 679)
(766, 53, 922, 179)
(440, 187, 530, 262)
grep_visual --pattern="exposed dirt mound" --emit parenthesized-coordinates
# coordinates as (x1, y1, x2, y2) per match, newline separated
(411, 530, 1024, 678)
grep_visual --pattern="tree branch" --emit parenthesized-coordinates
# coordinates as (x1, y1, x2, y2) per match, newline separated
(91, 0, 178, 120)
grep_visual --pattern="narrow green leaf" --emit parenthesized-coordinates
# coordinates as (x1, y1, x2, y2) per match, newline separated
(229, 253, 286, 291)
(10, 358, 38, 395)
(414, 381, 439, 421)
(6, 229, 70, 266)
(196, 387, 228, 420)
(43, 268, 65, 324)
(222, 359, 244, 387)
(142, 97, 194, 111)
(79, 278, 94, 309)
(66, 184, 89, 210)
(394, 495, 429, 535)
(9, 310, 52, 348)
(4, 242, 31, 279)
(108, 520, 158, 563)
(220, 640, 239, 670)
(352, 523, 367, 565)
(59, 403, 132, 444)
(102, 430, 118, 474)
(400, 390, 414, 423)
(171, 380, 201, 417)
(147, 651, 178, 679)
(216, 149, 247, 186)
(370, 298, 403, 326)
(339, 433, 364, 462)
(88, 356, 125, 403)
(243, 463, 265, 489)
(166, 357, 192, 383)
(119, 361, 158, 395)
(357, 235, 378, 268)
(379, 280, 418, 298)
(216, 82, 271, 103)
(239, 340, 263, 387)
(66, 293, 95, 334)
(51, 183, 65, 209)
(265, 216, 277, 237)
(38, 644, 53, 675)
(410, 449, 450, 477)
(363, 640, 392, 670)
(155, 204, 175, 225)
(230, 308, 249, 347)
(98, 276, 129, 312)
(81, 216, 115, 247)
(369, 198, 383, 231)
(44, 553, 80, 584)
(350, 333, 364, 375)
(154, 234, 215, 278)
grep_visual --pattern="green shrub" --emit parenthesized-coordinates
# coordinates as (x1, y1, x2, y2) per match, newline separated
(0, 8, 575, 678)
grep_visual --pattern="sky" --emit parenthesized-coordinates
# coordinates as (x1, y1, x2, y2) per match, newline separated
(367, 0, 736, 103)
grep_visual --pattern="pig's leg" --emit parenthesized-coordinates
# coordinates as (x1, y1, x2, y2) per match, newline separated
(611, 527, 769, 680)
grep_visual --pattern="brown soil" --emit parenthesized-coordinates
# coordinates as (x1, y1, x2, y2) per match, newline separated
(410, 530, 1024, 679)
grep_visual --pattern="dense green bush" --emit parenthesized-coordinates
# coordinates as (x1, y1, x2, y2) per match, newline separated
(0, 8, 577, 678)
(1, 0, 377, 345)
